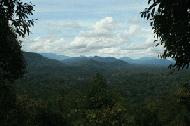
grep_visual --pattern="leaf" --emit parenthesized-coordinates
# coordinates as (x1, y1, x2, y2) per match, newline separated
(151, 8, 155, 16)
(148, 0, 152, 4)
(147, 13, 150, 20)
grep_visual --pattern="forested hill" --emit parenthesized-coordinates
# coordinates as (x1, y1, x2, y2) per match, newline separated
(24, 52, 64, 67)
(24, 52, 130, 72)
(22, 52, 132, 81)
(23, 52, 173, 76)
(21, 52, 190, 102)
(40, 52, 174, 66)
(23, 52, 176, 78)
(14, 52, 190, 126)
(61, 56, 129, 69)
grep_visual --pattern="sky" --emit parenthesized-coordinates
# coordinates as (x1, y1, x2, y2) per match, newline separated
(23, 0, 163, 58)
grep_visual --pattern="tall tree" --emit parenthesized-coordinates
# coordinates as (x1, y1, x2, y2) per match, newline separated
(141, 0, 190, 70)
(0, 1, 35, 125)
(0, 0, 35, 81)
(85, 74, 128, 126)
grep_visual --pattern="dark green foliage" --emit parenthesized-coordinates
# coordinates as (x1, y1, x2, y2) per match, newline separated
(0, 82, 17, 126)
(134, 107, 161, 126)
(0, 34, 26, 81)
(0, 1, 35, 126)
(86, 73, 113, 109)
(20, 53, 190, 126)
(177, 82, 190, 111)
(84, 74, 128, 126)
(0, 0, 35, 81)
(85, 104, 128, 126)
(36, 110, 68, 126)
(141, 0, 190, 70)
(3, 53, 190, 126)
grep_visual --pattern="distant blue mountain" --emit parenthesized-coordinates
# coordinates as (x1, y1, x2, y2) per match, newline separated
(40, 53, 70, 61)
(120, 57, 174, 66)
(23, 52, 174, 76)
(62, 56, 89, 64)
(62, 56, 124, 64)
(91, 56, 119, 63)
(38, 52, 174, 66)
(62, 56, 129, 70)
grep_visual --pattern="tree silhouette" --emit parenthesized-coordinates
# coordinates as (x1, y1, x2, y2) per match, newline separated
(0, 83, 17, 126)
(0, 1, 35, 125)
(0, 0, 35, 81)
(141, 0, 190, 70)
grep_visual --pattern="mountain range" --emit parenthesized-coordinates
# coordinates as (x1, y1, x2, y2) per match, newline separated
(22, 52, 175, 85)
(39, 52, 174, 66)
(120, 57, 174, 66)
(40, 53, 70, 60)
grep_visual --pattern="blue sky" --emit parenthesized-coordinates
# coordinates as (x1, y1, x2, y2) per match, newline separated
(23, 0, 162, 58)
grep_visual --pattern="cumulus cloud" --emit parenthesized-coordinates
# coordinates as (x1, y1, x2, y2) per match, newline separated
(23, 17, 161, 58)
(23, 36, 67, 53)
(93, 17, 118, 32)
(65, 17, 127, 54)
(126, 24, 140, 36)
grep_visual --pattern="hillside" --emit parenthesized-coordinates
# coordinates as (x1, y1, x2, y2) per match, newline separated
(24, 52, 64, 67)
(22, 52, 132, 82)
(14, 52, 190, 126)
(62, 56, 129, 70)
(21, 52, 190, 105)
(24, 52, 132, 72)
(38, 52, 175, 66)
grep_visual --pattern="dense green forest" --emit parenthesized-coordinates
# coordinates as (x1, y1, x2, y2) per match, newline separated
(9, 52, 190, 126)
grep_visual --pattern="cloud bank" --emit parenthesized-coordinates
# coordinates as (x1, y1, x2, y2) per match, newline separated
(23, 17, 162, 58)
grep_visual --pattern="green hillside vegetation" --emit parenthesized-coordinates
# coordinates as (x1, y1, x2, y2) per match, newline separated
(11, 52, 190, 126)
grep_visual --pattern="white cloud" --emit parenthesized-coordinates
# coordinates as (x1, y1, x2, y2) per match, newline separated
(66, 17, 126, 54)
(94, 17, 118, 32)
(127, 24, 140, 36)
(23, 17, 161, 58)
(23, 36, 67, 53)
